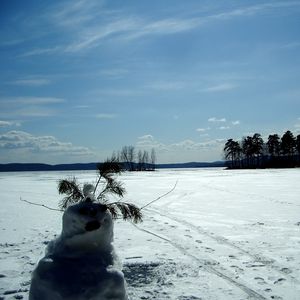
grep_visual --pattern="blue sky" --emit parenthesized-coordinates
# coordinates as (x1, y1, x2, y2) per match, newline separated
(1, 0, 300, 164)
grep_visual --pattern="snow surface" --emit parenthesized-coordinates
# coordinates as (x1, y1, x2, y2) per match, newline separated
(0, 168, 300, 300)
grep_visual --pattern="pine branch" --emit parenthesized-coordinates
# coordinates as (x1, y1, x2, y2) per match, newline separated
(98, 180, 125, 200)
(58, 178, 84, 209)
(107, 202, 143, 223)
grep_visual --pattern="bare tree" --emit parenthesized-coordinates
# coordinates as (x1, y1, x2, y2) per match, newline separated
(137, 149, 143, 171)
(150, 148, 156, 170)
(142, 150, 149, 170)
(120, 145, 136, 171)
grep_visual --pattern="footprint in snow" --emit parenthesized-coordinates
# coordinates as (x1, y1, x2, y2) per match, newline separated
(274, 278, 286, 285)
(280, 267, 292, 274)
(204, 247, 215, 253)
(254, 277, 266, 285)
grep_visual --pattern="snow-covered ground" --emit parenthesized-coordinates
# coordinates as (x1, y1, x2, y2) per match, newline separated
(0, 168, 300, 300)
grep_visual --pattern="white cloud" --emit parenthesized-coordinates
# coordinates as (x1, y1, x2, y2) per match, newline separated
(1, 96, 64, 105)
(201, 83, 237, 93)
(196, 127, 210, 132)
(208, 117, 226, 122)
(0, 121, 13, 128)
(219, 126, 230, 130)
(232, 120, 240, 126)
(135, 134, 225, 162)
(0, 121, 18, 128)
(0, 131, 93, 156)
(11, 78, 51, 87)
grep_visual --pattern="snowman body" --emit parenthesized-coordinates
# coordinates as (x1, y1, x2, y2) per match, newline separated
(29, 201, 127, 300)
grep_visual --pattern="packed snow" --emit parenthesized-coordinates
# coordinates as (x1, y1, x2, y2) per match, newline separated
(30, 200, 127, 300)
(0, 168, 300, 300)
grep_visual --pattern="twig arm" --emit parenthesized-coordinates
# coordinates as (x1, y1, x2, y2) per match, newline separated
(140, 180, 178, 210)
(20, 197, 63, 212)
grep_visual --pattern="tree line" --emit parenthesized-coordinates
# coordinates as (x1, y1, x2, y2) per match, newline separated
(110, 145, 156, 171)
(224, 130, 300, 169)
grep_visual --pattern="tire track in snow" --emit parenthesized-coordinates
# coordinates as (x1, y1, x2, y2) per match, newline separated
(146, 207, 300, 285)
(131, 224, 268, 300)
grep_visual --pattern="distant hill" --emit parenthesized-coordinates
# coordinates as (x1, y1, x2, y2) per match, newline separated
(156, 161, 225, 168)
(0, 161, 225, 172)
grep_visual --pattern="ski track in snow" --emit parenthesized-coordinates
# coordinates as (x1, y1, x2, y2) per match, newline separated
(130, 206, 299, 300)
(146, 207, 300, 285)
(132, 223, 267, 300)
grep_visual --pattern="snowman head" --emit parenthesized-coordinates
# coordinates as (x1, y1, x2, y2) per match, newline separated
(61, 200, 114, 252)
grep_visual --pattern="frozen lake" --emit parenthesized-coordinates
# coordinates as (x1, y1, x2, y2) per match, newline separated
(0, 168, 300, 299)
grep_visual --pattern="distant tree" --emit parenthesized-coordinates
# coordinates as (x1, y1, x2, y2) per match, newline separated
(150, 148, 156, 170)
(281, 131, 296, 156)
(296, 135, 300, 152)
(242, 136, 254, 167)
(252, 133, 264, 166)
(142, 150, 149, 170)
(224, 130, 299, 169)
(296, 134, 300, 163)
(267, 134, 281, 156)
(120, 145, 136, 171)
(224, 139, 241, 168)
(137, 150, 143, 171)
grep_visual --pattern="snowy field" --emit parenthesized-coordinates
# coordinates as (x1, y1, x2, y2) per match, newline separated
(0, 168, 300, 300)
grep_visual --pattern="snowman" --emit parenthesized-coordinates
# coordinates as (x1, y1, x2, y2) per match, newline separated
(29, 187, 128, 300)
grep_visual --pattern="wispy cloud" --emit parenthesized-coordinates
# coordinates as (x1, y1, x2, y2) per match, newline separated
(0, 39, 25, 47)
(208, 117, 226, 122)
(65, 18, 138, 52)
(1, 97, 64, 105)
(196, 127, 210, 132)
(20, 1, 300, 55)
(201, 83, 237, 93)
(0, 97, 65, 118)
(20, 46, 62, 57)
(10, 78, 51, 87)
(210, 1, 300, 21)
(219, 126, 230, 130)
